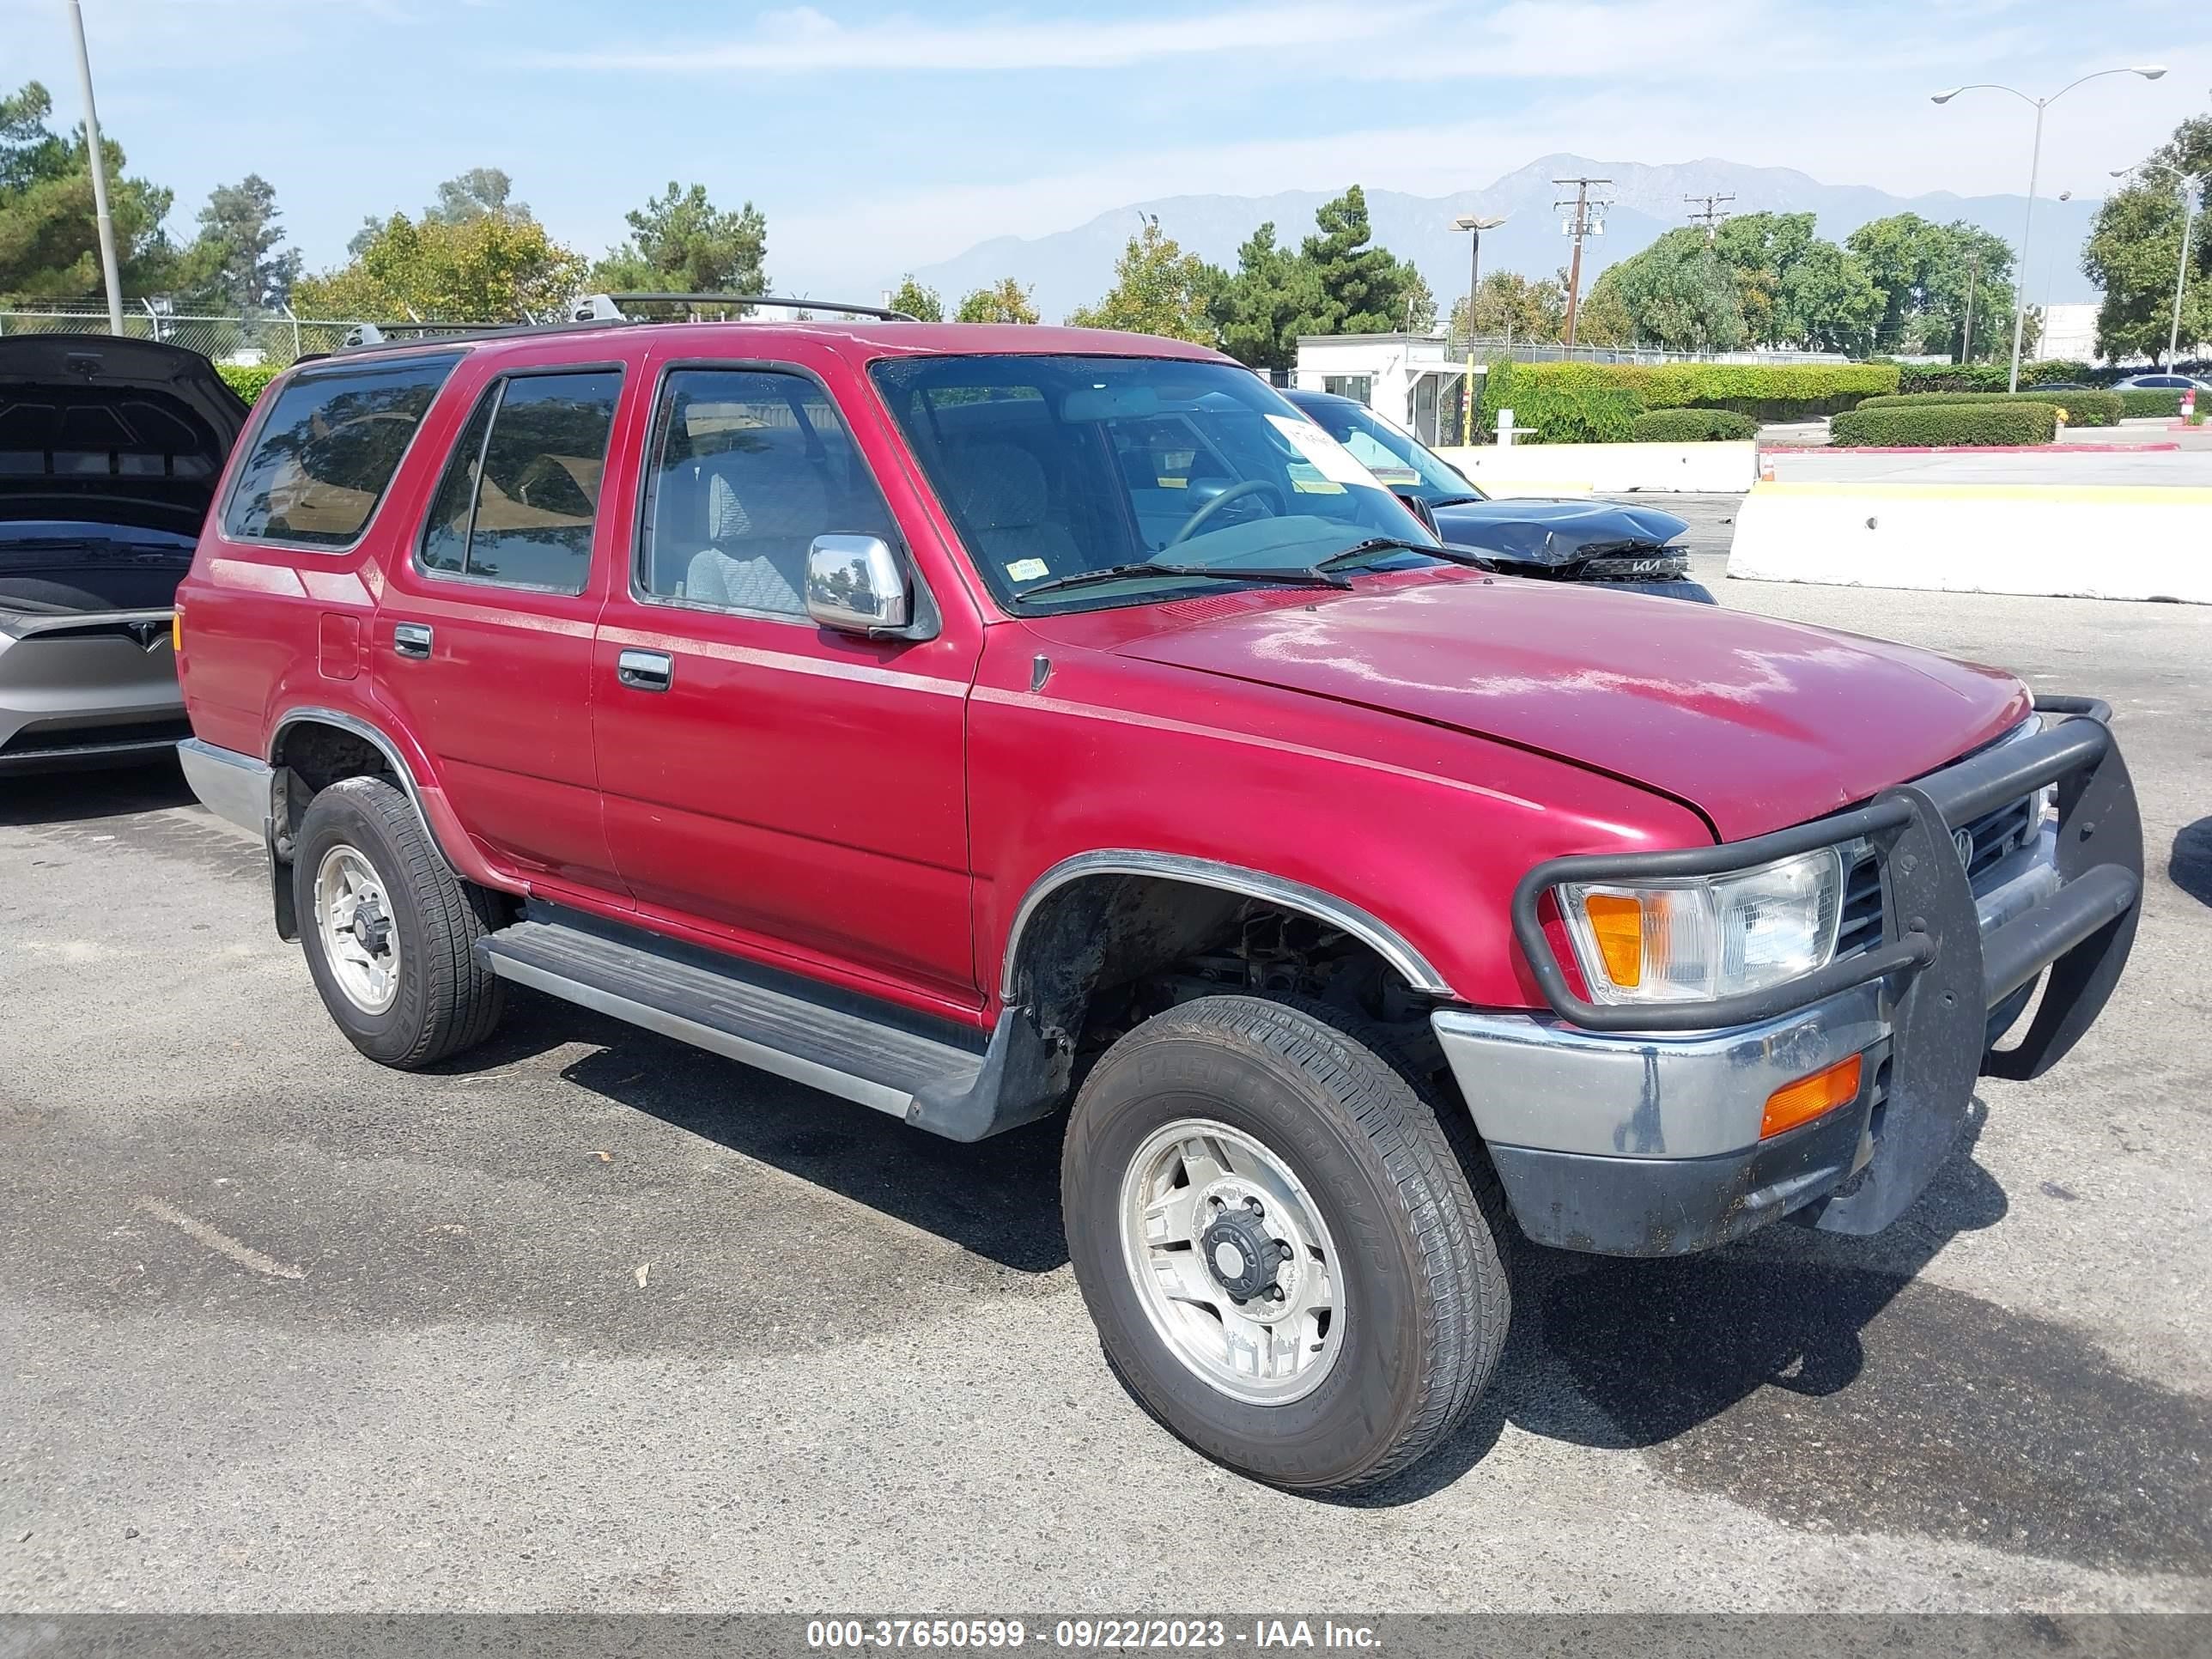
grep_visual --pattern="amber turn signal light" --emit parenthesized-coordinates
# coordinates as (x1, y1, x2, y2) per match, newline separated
(1760, 1054, 1863, 1140)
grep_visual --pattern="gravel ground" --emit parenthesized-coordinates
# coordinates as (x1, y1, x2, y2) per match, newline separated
(3, 538, 2209, 1616)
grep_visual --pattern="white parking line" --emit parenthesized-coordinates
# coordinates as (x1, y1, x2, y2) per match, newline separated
(135, 1194, 307, 1280)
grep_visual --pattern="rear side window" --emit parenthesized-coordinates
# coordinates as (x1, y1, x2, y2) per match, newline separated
(417, 369, 623, 593)
(222, 355, 461, 548)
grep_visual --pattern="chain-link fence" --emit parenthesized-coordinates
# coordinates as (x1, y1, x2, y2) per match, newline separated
(0, 301, 503, 366)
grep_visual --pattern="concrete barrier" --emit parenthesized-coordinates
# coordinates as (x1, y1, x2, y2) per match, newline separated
(1728, 481, 2212, 604)
(1433, 440, 1757, 495)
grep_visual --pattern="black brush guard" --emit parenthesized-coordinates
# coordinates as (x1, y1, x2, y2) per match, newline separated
(1510, 696, 2142, 1236)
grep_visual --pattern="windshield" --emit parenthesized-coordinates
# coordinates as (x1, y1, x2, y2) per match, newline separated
(872, 355, 1449, 611)
(1293, 397, 1484, 504)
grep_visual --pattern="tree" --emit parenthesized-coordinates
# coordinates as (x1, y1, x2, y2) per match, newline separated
(1845, 213, 2019, 360)
(1571, 264, 1637, 347)
(1066, 216, 1222, 343)
(1299, 185, 1424, 336)
(956, 277, 1040, 324)
(295, 210, 586, 321)
(1705, 212, 1880, 350)
(2085, 113, 2212, 362)
(0, 81, 175, 299)
(171, 174, 301, 312)
(1605, 229, 1747, 352)
(427, 167, 524, 226)
(591, 182, 767, 296)
(887, 273, 943, 321)
(1448, 269, 1566, 343)
(1209, 222, 1320, 370)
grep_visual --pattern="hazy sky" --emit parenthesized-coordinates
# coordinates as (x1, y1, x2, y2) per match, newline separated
(6, 0, 2206, 300)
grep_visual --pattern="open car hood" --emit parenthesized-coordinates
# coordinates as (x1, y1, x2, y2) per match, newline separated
(1432, 496, 1687, 569)
(0, 335, 250, 539)
(1105, 570, 2030, 840)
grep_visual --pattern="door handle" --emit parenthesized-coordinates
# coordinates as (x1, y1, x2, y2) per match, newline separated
(392, 623, 433, 659)
(617, 648, 674, 691)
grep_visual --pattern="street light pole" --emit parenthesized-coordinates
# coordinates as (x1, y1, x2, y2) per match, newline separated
(64, 0, 125, 337)
(1932, 64, 2166, 392)
(1451, 213, 1505, 443)
(2171, 176, 2200, 366)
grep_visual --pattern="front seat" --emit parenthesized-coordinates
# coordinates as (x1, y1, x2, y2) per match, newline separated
(684, 464, 828, 617)
(945, 442, 1083, 574)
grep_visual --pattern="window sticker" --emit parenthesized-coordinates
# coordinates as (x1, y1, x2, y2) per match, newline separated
(1285, 460, 1346, 495)
(1267, 413, 1382, 488)
(1006, 557, 1050, 582)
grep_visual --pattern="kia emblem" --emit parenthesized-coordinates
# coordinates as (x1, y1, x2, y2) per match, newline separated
(1952, 827, 1975, 870)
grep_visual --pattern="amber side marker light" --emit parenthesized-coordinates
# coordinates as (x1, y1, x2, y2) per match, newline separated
(1761, 1054, 1863, 1140)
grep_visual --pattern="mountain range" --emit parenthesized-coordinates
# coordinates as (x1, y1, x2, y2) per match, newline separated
(905, 155, 2103, 325)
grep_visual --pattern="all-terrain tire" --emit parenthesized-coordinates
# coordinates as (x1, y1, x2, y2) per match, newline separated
(293, 775, 505, 1068)
(1060, 994, 1510, 1493)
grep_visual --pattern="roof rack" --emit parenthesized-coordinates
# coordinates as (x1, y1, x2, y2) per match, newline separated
(575, 293, 920, 323)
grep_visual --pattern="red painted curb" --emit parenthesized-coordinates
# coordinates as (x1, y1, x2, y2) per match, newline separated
(1761, 442, 2183, 456)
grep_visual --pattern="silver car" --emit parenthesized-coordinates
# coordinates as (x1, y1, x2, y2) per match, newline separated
(1, 335, 247, 772)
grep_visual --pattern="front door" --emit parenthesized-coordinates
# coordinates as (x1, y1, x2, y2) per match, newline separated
(374, 353, 636, 896)
(591, 350, 982, 1008)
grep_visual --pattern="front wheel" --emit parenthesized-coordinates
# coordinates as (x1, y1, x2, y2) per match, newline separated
(293, 775, 505, 1069)
(1061, 995, 1510, 1492)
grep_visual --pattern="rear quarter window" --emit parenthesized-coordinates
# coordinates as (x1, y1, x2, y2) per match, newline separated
(222, 354, 462, 549)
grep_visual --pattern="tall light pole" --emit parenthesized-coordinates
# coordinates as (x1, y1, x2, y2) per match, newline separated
(64, 0, 125, 336)
(1452, 213, 1504, 443)
(1932, 64, 2166, 392)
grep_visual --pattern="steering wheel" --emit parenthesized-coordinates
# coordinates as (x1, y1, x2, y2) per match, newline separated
(1165, 479, 1285, 548)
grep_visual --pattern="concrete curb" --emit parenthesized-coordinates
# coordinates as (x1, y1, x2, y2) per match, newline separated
(1433, 440, 1755, 494)
(1727, 481, 2212, 605)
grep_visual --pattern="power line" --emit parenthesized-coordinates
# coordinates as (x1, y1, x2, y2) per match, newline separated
(1553, 176, 1613, 349)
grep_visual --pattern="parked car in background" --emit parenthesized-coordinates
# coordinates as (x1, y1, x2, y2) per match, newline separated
(1, 335, 248, 772)
(1281, 387, 1712, 603)
(176, 309, 2140, 1495)
(2112, 372, 2212, 392)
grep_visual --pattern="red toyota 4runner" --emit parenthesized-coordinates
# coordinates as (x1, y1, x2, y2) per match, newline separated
(173, 304, 2142, 1492)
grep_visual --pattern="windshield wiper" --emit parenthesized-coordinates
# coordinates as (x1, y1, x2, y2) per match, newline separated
(1425, 493, 1489, 507)
(1014, 562, 1351, 601)
(1310, 537, 1490, 574)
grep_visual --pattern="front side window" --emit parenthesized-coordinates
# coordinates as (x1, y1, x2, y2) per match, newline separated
(416, 369, 623, 592)
(872, 354, 1443, 613)
(223, 354, 461, 547)
(635, 368, 895, 618)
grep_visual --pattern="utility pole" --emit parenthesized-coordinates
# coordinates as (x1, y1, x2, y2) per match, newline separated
(1553, 176, 1612, 349)
(1961, 251, 1980, 362)
(65, 0, 125, 336)
(1685, 192, 1735, 245)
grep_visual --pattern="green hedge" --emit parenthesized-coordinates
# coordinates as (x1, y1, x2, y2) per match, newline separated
(2118, 388, 2190, 418)
(1829, 402, 2058, 447)
(216, 362, 283, 403)
(1626, 408, 1758, 442)
(1890, 360, 2094, 394)
(1852, 389, 2121, 428)
(1486, 359, 1899, 441)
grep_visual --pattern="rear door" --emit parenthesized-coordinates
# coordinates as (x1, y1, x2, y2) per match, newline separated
(590, 343, 983, 1008)
(372, 344, 643, 897)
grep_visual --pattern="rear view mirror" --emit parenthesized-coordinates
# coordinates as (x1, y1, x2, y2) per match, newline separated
(1395, 493, 1440, 535)
(805, 535, 910, 634)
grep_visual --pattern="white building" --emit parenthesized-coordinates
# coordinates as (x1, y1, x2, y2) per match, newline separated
(1291, 334, 1471, 446)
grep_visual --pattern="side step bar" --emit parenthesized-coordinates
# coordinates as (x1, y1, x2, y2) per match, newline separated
(477, 918, 988, 1124)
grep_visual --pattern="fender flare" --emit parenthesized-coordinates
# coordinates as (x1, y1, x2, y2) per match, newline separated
(266, 705, 464, 878)
(997, 849, 1453, 1002)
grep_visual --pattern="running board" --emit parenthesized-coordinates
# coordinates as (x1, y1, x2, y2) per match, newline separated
(477, 918, 988, 1124)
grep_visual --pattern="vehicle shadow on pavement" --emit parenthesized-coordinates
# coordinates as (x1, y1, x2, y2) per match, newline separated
(2169, 817, 2212, 908)
(0, 758, 194, 827)
(466, 987, 1071, 1273)
(1348, 1106, 2212, 1575)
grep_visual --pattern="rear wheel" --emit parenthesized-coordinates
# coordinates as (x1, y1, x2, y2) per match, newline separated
(1061, 994, 1510, 1492)
(294, 775, 505, 1068)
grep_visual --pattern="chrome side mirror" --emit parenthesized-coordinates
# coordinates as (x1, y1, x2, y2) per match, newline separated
(805, 535, 910, 634)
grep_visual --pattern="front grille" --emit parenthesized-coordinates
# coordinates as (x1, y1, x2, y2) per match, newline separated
(1836, 791, 2042, 957)
(0, 715, 191, 757)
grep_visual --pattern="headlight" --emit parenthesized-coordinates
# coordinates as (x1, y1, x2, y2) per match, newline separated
(1558, 848, 1844, 1005)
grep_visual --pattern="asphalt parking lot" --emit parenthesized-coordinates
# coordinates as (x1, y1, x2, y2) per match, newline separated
(3, 541, 2209, 1614)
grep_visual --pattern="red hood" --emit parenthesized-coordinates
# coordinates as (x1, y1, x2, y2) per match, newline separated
(1098, 571, 2030, 841)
